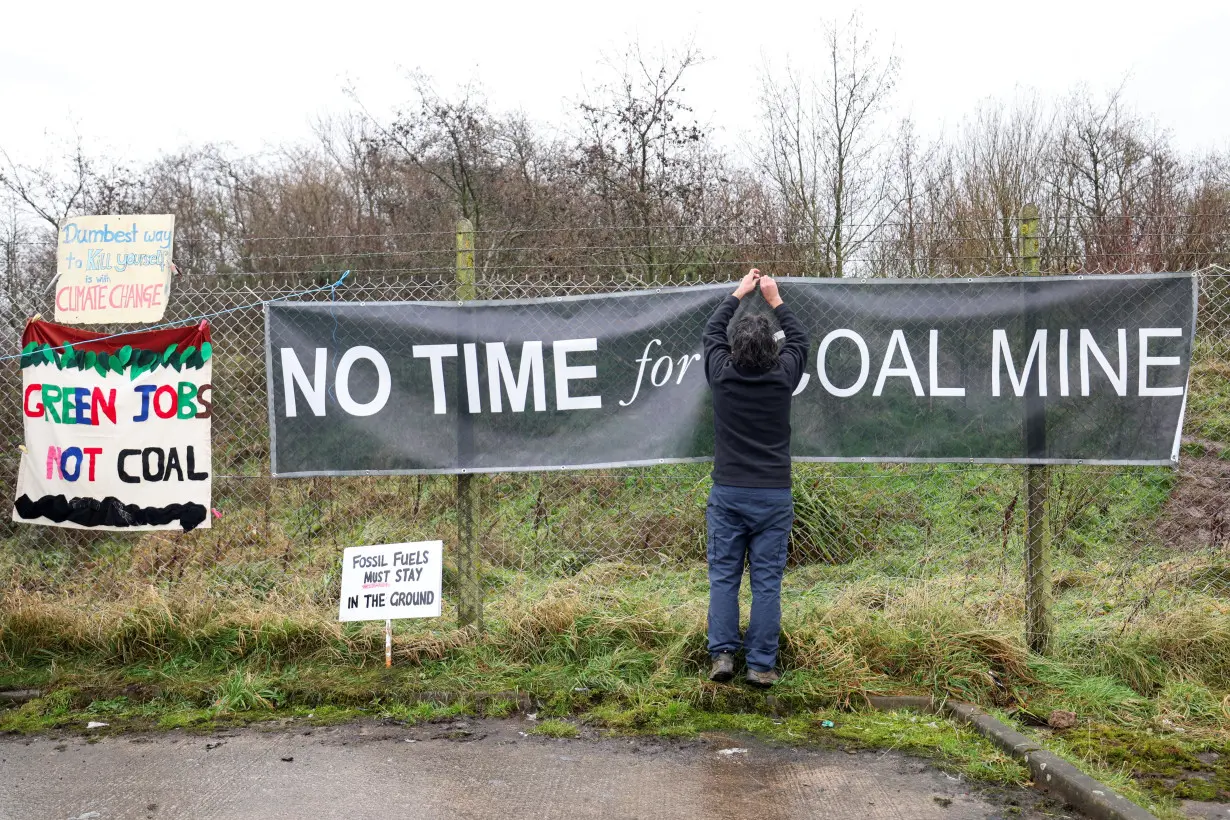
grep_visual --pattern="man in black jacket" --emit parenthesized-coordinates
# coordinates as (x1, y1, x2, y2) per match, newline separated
(703, 269, 810, 686)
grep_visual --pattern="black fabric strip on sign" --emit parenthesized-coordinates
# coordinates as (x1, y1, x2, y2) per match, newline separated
(14, 494, 208, 532)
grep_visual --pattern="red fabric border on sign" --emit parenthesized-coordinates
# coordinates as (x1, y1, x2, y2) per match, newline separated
(21, 319, 211, 355)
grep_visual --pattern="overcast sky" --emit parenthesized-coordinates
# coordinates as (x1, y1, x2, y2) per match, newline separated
(2, 0, 1227, 167)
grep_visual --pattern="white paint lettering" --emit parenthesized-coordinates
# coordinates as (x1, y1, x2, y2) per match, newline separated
(463, 343, 482, 413)
(552, 338, 602, 410)
(928, 329, 964, 397)
(281, 347, 327, 417)
(675, 353, 701, 385)
(992, 329, 1047, 397)
(1138, 328, 1184, 397)
(873, 329, 925, 397)
(816, 330, 869, 398)
(335, 346, 391, 416)
(487, 341, 546, 413)
(619, 339, 661, 407)
(1059, 329, 1070, 397)
(1079, 329, 1127, 397)
(412, 344, 458, 415)
(650, 356, 673, 387)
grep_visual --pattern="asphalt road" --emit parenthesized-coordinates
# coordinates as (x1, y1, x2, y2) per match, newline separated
(0, 717, 1077, 820)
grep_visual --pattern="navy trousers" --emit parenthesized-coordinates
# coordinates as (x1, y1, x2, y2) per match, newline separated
(705, 482, 794, 672)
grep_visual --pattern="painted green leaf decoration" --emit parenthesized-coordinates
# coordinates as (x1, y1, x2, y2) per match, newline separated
(21, 341, 37, 355)
(94, 359, 108, 378)
(200, 342, 213, 363)
(62, 344, 76, 366)
(116, 345, 132, 366)
(179, 345, 197, 364)
(163, 343, 179, 363)
(138, 349, 158, 368)
(84, 350, 97, 370)
(109, 353, 126, 373)
(40, 345, 55, 365)
(170, 358, 182, 372)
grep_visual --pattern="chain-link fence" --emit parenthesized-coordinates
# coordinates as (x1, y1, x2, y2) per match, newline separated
(1, 226, 1227, 653)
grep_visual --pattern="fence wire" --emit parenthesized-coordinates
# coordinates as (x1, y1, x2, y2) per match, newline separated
(0, 238, 1227, 649)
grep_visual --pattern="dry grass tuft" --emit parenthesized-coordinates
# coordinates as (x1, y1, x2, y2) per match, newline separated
(1, 586, 351, 665)
(395, 626, 478, 664)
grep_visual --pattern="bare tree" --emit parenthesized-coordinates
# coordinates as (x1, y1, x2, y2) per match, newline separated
(1, 138, 148, 230)
(1047, 86, 1185, 271)
(0, 194, 50, 335)
(571, 41, 712, 280)
(2, 59, 1221, 298)
(871, 117, 949, 277)
(941, 95, 1055, 272)
(347, 75, 585, 281)
(0, 143, 90, 232)
(353, 75, 501, 231)
(754, 13, 901, 276)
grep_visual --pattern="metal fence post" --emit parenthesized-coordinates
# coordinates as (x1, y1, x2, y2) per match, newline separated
(455, 218, 482, 630)
(1020, 203, 1052, 654)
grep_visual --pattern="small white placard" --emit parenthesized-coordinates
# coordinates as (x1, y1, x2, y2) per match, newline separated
(339, 541, 443, 622)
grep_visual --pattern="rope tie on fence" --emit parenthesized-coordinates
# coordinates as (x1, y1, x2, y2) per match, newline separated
(2, 270, 351, 363)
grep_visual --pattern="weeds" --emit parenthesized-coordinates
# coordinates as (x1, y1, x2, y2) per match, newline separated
(530, 719, 579, 739)
(210, 670, 283, 714)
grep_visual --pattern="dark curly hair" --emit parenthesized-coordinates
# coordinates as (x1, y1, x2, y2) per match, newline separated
(730, 313, 778, 372)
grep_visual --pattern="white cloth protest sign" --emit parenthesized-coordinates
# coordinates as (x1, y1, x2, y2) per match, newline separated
(56, 214, 175, 324)
(13, 320, 213, 531)
(339, 541, 443, 622)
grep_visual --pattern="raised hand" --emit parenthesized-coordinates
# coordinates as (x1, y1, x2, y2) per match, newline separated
(733, 268, 761, 299)
(759, 275, 782, 308)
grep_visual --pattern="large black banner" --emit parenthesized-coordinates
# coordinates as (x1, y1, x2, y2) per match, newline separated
(266, 274, 1197, 476)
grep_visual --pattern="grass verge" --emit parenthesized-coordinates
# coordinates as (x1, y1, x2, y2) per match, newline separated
(3, 562, 1228, 819)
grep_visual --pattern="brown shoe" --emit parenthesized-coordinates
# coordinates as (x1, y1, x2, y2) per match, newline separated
(709, 653, 735, 682)
(745, 668, 780, 687)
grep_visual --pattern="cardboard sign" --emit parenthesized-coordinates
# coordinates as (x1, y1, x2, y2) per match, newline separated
(339, 541, 443, 622)
(13, 320, 213, 532)
(56, 215, 175, 324)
